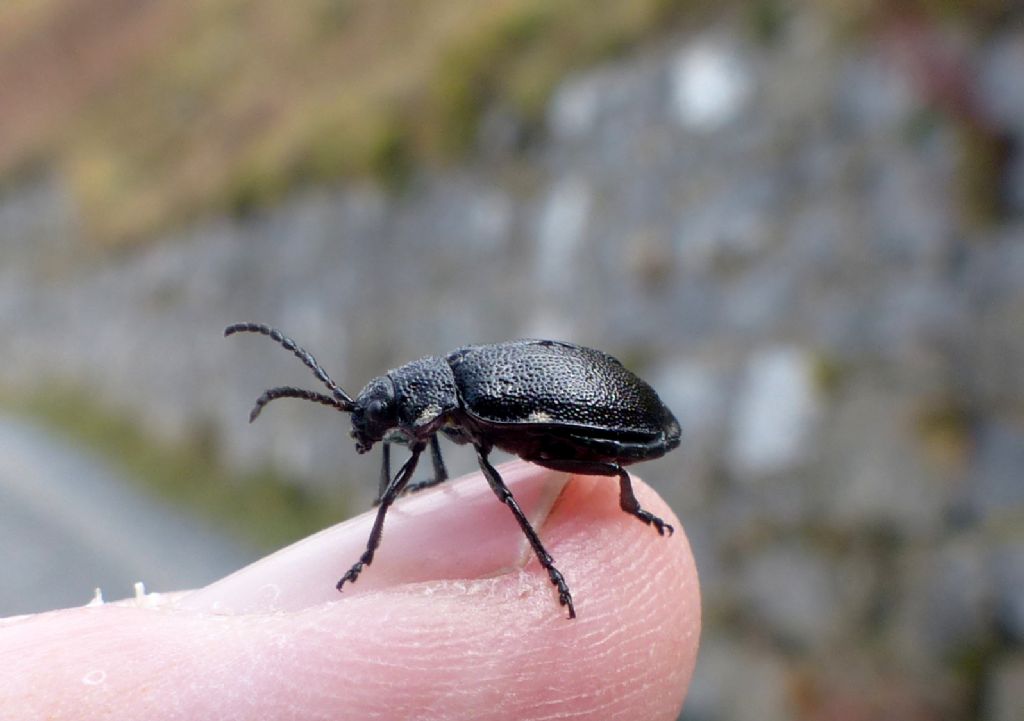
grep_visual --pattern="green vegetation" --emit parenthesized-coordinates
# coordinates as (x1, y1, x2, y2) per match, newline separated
(2, 386, 353, 550)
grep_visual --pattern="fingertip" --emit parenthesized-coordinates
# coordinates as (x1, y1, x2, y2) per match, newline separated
(467, 469, 702, 719)
(3, 464, 700, 721)
(541, 471, 702, 714)
(272, 466, 701, 720)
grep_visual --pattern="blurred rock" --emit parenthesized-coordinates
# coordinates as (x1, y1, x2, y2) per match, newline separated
(983, 654, 1024, 721)
(993, 541, 1024, 643)
(978, 33, 1024, 135)
(837, 51, 918, 133)
(964, 421, 1024, 525)
(818, 380, 949, 534)
(674, 175, 778, 278)
(681, 635, 793, 721)
(0, 173, 77, 268)
(653, 356, 730, 454)
(728, 347, 821, 480)
(963, 237, 1024, 408)
(534, 176, 591, 292)
(738, 542, 847, 649)
(670, 38, 753, 132)
(894, 537, 995, 664)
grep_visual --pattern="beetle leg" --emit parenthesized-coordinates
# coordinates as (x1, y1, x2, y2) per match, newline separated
(430, 434, 448, 484)
(337, 443, 423, 591)
(529, 459, 674, 537)
(402, 435, 449, 497)
(476, 447, 576, 619)
(373, 442, 392, 506)
(612, 464, 674, 536)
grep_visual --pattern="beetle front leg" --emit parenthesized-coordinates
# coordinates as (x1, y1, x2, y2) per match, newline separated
(475, 447, 576, 619)
(338, 443, 422, 591)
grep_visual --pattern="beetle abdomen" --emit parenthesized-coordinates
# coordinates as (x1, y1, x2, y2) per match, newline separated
(447, 339, 678, 439)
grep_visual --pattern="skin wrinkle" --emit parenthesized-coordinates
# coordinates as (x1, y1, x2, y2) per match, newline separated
(524, 670, 660, 721)
(557, 528, 662, 668)
(513, 477, 686, 719)
(419, 674, 507, 720)
(303, 598, 520, 708)
(502, 628, 659, 719)
(357, 613, 566, 717)
(585, 639, 659, 707)
(269, 640, 337, 715)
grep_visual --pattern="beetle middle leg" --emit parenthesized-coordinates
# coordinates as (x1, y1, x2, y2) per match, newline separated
(401, 435, 449, 496)
(375, 436, 448, 505)
(476, 446, 576, 619)
(530, 459, 674, 537)
(377, 442, 393, 502)
(338, 442, 423, 591)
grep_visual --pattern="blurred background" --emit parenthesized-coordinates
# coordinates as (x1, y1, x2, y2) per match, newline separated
(1, 1, 1022, 719)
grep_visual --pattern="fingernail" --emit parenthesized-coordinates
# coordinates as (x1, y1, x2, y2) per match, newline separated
(176, 460, 569, 614)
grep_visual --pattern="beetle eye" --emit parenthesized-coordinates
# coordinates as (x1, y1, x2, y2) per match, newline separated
(366, 399, 386, 423)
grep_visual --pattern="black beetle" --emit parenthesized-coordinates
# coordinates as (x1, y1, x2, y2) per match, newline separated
(225, 322, 681, 618)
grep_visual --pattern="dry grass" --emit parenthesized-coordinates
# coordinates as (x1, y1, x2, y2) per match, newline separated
(0, 0, 1004, 246)
(0, 0, 700, 246)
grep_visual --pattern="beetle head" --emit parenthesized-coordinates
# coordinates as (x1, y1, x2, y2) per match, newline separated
(349, 375, 399, 453)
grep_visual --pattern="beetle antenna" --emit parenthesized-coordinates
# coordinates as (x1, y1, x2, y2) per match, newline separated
(225, 323, 356, 409)
(248, 386, 352, 423)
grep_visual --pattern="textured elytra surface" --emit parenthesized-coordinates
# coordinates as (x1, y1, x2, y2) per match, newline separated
(447, 340, 677, 438)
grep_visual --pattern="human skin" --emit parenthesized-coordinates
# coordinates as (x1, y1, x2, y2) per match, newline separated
(0, 461, 701, 720)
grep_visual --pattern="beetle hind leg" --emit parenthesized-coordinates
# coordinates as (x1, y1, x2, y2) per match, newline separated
(614, 465, 674, 536)
(530, 459, 674, 537)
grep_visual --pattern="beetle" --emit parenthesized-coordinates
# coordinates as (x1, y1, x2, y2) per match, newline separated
(225, 322, 681, 618)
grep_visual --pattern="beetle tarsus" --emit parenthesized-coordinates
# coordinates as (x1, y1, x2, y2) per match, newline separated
(337, 562, 364, 590)
(632, 508, 675, 536)
(338, 443, 423, 593)
(548, 567, 576, 618)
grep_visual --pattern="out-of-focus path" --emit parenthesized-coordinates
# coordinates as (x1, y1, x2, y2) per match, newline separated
(0, 414, 258, 616)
